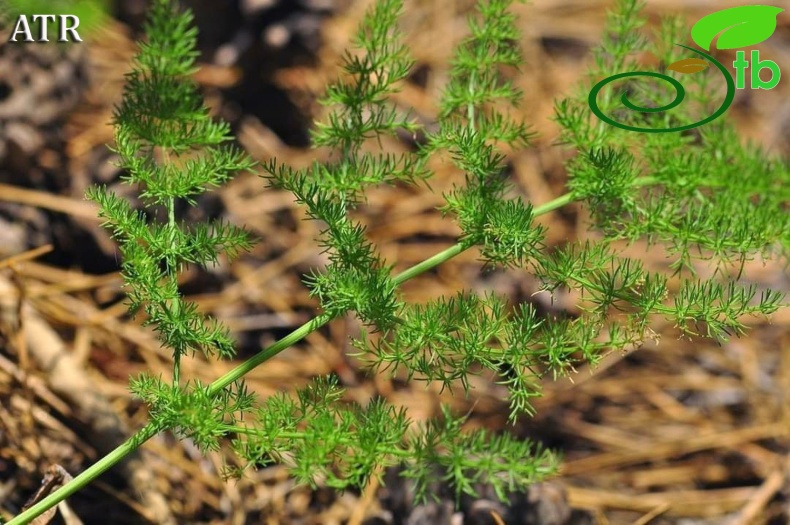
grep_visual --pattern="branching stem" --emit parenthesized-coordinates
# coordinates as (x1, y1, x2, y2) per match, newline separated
(7, 183, 593, 525)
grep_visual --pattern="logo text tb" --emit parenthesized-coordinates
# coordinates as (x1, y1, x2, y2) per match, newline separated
(732, 50, 781, 90)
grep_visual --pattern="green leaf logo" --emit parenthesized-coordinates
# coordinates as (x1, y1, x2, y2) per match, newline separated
(691, 5, 784, 51)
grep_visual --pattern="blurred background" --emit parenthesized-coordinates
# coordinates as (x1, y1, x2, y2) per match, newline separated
(0, 0, 788, 523)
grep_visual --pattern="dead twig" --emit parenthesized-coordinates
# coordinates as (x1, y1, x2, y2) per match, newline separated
(0, 273, 176, 524)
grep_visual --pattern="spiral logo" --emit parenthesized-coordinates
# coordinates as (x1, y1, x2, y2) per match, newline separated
(588, 45, 735, 133)
(588, 5, 783, 133)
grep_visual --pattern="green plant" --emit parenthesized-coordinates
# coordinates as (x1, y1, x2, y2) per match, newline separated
(8, 0, 788, 522)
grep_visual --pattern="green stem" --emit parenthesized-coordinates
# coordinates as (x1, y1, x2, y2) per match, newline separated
(5, 184, 628, 525)
(8, 422, 161, 525)
(208, 312, 335, 395)
(167, 194, 181, 385)
(224, 425, 416, 458)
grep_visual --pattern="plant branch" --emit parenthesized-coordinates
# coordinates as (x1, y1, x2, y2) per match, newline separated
(6, 185, 585, 525)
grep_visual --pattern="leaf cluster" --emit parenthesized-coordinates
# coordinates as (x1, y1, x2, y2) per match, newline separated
(257, 0, 563, 497)
(424, 0, 544, 267)
(262, 0, 428, 328)
(78, 0, 788, 516)
(86, 0, 256, 381)
(229, 376, 559, 503)
(554, 0, 789, 275)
